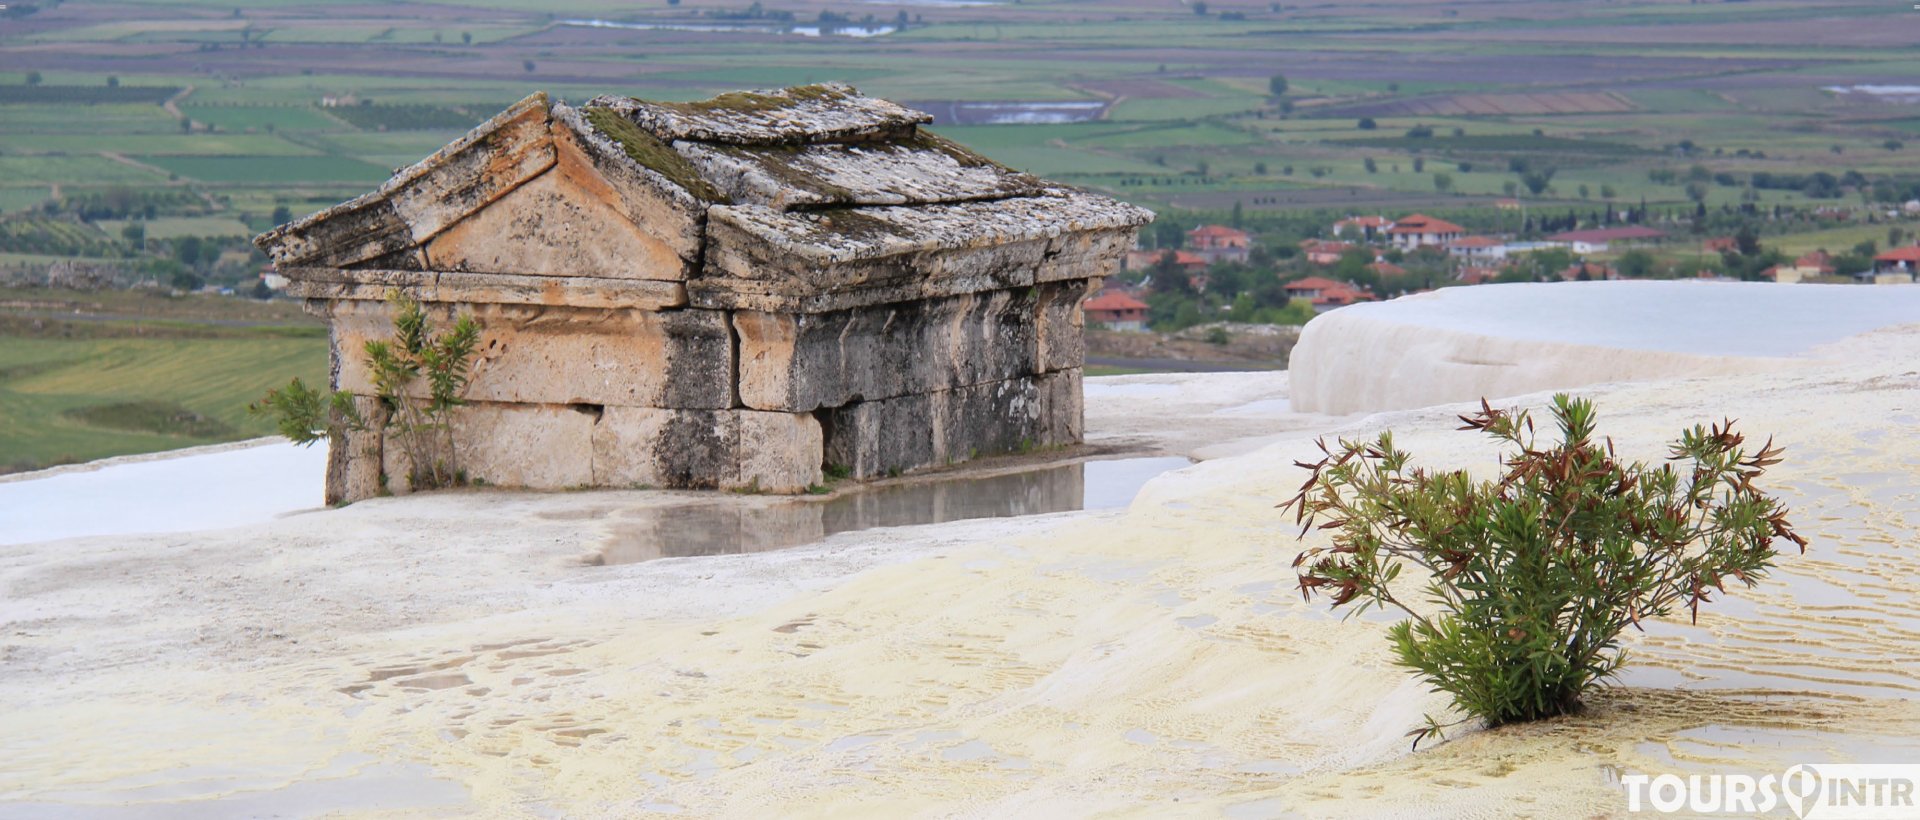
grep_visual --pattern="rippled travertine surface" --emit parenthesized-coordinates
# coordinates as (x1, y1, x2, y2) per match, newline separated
(3, 329, 1918, 818)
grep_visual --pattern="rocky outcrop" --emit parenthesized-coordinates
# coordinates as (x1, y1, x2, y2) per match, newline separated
(257, 84, 1150, 503)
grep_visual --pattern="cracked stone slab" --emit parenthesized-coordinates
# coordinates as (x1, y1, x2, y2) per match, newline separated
(822, 369, 1084, 480)
(584, 82, 931, 145)
(676, 134, 1045, 211)
(733, 285, 1087, 412)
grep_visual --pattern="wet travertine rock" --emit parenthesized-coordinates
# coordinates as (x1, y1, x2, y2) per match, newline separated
(256, 84, 1151, 503)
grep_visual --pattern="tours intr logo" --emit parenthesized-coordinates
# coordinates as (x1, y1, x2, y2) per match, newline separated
(1621, 765, 1919, 818)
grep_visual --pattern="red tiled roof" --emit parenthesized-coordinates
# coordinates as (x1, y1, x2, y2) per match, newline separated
(1285, 276, 1347, 291)
(1319, 285, 1375, 304)
(1387, 214, 1466, 235)
(1458, 267, 1497, 285)
(1369, 261, 1406, 276)
(1875, 246, 1920, 262)
(1546, 226, 1666, 243)
(1085, 291, 1149, 311)
(1336, 216, 1391, 227)
(1188, 224, 1249, 239)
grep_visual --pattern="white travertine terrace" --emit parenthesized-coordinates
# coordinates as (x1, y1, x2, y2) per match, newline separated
(1290, 280, 1920, 414)
(5, 283, 1920, 816)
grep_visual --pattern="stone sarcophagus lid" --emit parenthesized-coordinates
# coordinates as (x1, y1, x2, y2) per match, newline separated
(256, 84, 1152, 503)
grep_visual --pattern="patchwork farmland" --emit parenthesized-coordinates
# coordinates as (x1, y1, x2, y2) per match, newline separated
(2, 0, 1918, 468)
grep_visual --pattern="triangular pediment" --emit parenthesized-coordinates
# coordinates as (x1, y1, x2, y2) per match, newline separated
(422, 119, 695, 281)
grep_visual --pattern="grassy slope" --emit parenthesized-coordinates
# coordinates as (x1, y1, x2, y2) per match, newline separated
(0, 333, 327, 472)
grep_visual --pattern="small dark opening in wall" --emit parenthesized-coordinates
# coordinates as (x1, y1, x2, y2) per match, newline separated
(812, 406, 838, 472)
(570, 403, 604, 422)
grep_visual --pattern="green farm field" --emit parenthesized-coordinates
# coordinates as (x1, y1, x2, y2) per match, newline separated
(0, 289, 327, 473)
(0, 334, 327, 472)
(1, 0, 1915, 223)
(3, 0, 1919, 467)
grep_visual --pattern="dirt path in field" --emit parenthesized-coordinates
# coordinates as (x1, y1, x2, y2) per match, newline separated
(160, 83, 194, 120)
(99, 149, 222, 209)
(98, 152, 173, 178)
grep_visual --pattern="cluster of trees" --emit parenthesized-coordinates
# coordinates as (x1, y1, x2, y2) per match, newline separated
(1646, 165, 1920, 203)
(329, 103, 482, 131)
(39, 187, 208, 222)
(706, 3, 797, 20)
(145, 234, 268, 292)
(1134, 252, 1318, 331)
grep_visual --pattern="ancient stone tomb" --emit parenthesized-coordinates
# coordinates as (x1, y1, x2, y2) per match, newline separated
(256, 84, 1151, 503)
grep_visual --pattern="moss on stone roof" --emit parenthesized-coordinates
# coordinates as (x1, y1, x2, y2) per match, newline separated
(582, 106, 728, 204)
(588, 83, 932, 145)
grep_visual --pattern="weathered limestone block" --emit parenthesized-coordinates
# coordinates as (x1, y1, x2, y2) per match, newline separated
(1037, 227, 1134, 283)
(737, 410, 825, 493)
(324, 395, 387, 506)
(697, 231, 1127, 315)
(591, 407, 822, 493)
(733, 288, 1040, 412)
(1039, 367, 1085, 443)
(591, 407, 734, 490)
(1035, 279, 1092, 374)
(457, 402, 597, 489)
(821, 371, 1082, 479)
(696, 226, 1051, 314)
(380, 401, 596, 493)
(328, 301, 732, 409)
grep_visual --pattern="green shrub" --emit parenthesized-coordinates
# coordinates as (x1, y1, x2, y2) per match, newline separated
(251, 290, 480, 490)
(249, 376, 355, 445)
(1281, 395, 1804, 745)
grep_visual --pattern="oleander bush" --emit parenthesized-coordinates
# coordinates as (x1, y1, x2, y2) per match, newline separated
(1281, 394, 1804, 745)
(251, 290, 480, 490)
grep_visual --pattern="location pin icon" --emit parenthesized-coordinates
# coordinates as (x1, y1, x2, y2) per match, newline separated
(1780, 764, 1823, 819)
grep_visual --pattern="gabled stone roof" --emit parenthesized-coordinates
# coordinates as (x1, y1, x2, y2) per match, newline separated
(256, 84, 1151, 311)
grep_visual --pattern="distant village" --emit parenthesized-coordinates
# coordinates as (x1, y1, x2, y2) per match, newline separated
(1085, 209, 1920, 332)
